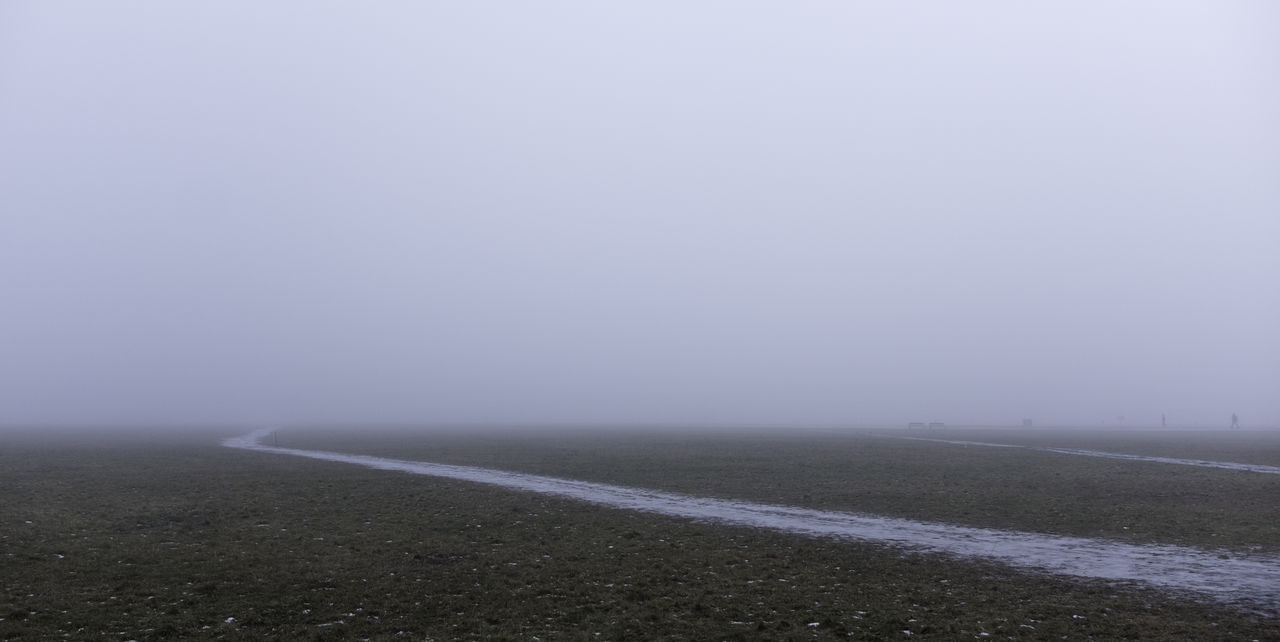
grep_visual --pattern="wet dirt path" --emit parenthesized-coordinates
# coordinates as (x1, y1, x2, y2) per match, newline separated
(225, 429, 1280, 614)
(901, 436, 1280, 474)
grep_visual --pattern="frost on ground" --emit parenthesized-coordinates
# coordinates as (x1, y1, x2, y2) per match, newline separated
(901, 437, 1280, 475)
(225, 429, 1280, 614)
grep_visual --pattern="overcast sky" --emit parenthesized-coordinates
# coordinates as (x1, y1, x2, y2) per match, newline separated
(2, 2, 1277, 428)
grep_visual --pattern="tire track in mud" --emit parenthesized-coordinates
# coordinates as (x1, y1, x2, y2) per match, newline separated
(225, 429, 1280, 614)
(901, 437, 1280, 474)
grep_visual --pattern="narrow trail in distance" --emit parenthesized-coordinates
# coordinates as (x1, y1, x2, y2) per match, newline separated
(900, 436, 1280, 474)
(225, 429, 1280, 615)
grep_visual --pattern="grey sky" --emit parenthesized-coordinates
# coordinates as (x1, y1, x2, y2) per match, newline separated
(2, 2, 1277, 427)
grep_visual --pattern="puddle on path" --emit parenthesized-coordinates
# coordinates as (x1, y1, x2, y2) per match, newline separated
(226, 429, 1280, 614)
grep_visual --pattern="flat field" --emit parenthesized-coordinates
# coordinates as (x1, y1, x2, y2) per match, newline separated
(286, 425, 1280, 553)
(3, 426, 1279, 640)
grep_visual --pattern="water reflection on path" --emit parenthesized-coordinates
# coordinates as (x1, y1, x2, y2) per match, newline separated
(226, 429, 1280, 614)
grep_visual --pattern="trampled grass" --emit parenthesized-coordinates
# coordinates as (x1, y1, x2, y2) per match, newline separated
(3, 426, 1279, 640)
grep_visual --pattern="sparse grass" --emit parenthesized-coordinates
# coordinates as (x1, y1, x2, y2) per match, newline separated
(1, 427, 1278, 640)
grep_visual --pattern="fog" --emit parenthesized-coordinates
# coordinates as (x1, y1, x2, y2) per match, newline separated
(2, 2, 1277, 428)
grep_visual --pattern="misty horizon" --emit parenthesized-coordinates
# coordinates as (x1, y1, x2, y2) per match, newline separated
(2, 2, 1277, 429)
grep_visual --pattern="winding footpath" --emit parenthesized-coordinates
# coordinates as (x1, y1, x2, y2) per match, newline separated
(901, 436, 1280, 475)
(225, 429, 1280, 614)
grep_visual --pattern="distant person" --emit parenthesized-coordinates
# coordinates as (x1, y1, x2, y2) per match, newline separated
(1231, 413, 1240, 429)
(1162, 413, 1166, 428)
